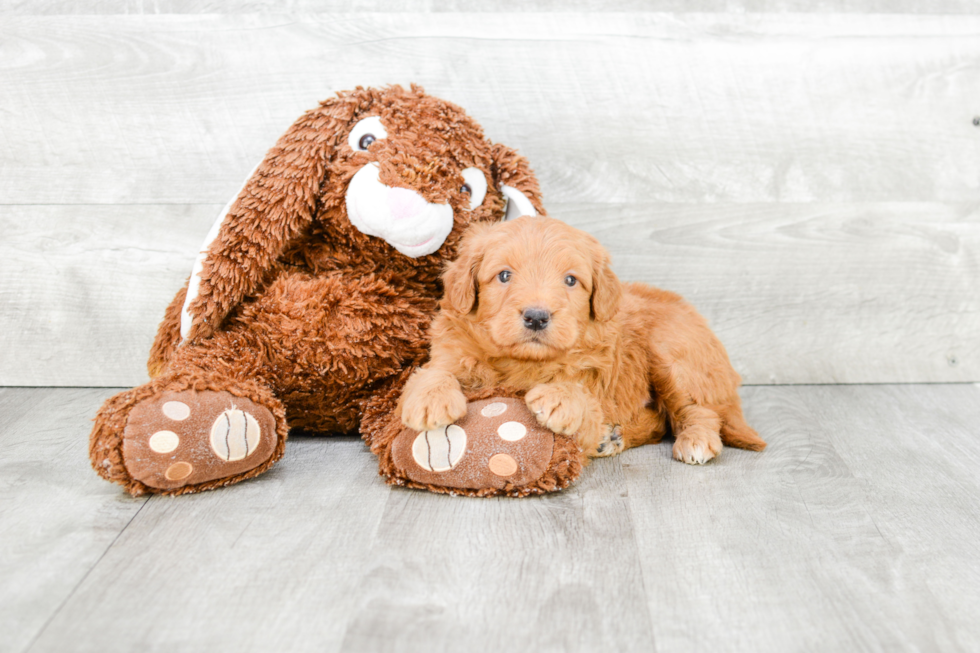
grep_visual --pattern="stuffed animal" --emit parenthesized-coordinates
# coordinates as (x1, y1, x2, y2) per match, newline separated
(89, 85, 583, 497)
(362, 385, 583, 497)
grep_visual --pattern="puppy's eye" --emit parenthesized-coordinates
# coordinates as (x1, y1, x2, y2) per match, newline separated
(497, 270, 512, 283)
(460, 167, 488, 210)
(347, 116, 387, 152)
(564, 275, 578, 287)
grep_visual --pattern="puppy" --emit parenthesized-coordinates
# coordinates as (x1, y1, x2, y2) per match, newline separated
(399, 216, 766, 464)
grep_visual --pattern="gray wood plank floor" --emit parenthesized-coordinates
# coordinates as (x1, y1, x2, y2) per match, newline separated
(4, 6, 977, 653)
(3, 385, 979, 653)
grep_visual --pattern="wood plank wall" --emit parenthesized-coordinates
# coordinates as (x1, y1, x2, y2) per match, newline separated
(1, 5, 978, 386)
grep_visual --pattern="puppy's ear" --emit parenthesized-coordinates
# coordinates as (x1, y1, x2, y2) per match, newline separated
(489, 143, 545, 221)
(442, 223, 493, 315)
(590, 244, 622, 322)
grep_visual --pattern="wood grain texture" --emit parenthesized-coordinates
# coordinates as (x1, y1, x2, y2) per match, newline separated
(336, 460, 652, 653)
(26, 437, 654, 652)
(624, 383, 980, 653)
(563, 201, 980, 385)
(1, 14, 978, 205)
(26, 432, 394, 653)
(1, 12, 978, 386)
(3, 201, 976, 386)
(7, 385, 980, 652)
(5, 0, 980, 13)
(0, 205, 218, 387)
(0, 388, 148, 653)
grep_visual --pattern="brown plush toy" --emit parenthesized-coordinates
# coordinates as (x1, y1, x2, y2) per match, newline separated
(89, 85, 583, 497)
(362, 386, 582, 498)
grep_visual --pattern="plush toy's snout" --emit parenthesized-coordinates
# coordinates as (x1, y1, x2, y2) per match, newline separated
(346, 162, 455, 258)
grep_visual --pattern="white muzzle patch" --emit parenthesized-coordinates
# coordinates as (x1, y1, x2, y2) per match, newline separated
(345, 163, 454, 258)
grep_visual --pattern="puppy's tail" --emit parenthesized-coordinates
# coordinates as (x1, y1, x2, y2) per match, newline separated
(720, 410, 767, 451)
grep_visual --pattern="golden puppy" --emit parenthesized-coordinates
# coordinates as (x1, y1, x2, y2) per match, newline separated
(399, 216, 766, 464)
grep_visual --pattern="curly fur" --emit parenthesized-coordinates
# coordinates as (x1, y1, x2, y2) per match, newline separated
(400, 216, 766, 464)
(90, 85, 546, 495)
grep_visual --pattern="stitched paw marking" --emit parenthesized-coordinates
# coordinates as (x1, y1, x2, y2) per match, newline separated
(165, 461, 193, 480)
(497, 421, 527, 441)
(162, 401, 190, 421)
(210, 408, 262, 462)
(488, 453, 518, 477)
(412, 425, 467, 472)
(149, 430, 180, 453)
(481, 402, 508, 417)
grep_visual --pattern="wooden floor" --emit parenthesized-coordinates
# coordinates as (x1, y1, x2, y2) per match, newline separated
(2, 384, 979, 653)
(2, 3, 978, 652)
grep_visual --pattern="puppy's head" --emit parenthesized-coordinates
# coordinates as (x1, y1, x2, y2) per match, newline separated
(442, 216, 621, 360)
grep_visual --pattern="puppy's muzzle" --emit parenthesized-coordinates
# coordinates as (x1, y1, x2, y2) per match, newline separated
(522, 307, 551, 332)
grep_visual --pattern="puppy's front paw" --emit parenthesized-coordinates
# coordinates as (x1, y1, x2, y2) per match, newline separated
(400, 370, 467, 432)
(672, 428, 723, 465)
(401, 388, 467, 432)
(525, 384, 585, 436)
(594, 424, 624, 457)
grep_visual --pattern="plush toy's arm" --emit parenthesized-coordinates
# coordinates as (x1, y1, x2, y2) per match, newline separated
(182, 98, 358, 343)
(147, 279, 188, 378)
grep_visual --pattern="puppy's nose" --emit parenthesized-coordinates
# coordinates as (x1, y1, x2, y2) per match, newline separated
(522, 308, 551, 331)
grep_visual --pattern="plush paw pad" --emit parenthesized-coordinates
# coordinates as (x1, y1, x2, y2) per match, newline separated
(594, 424, 624, 457)
(122, 390, 277, 490)
(412, 425, 467, 472)
(210, 409, 262, 461)
(393, 397, 556, 491)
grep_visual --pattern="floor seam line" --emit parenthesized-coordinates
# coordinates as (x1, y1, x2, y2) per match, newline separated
(621, 459, 661, 653)
(20, 495, 152, 653)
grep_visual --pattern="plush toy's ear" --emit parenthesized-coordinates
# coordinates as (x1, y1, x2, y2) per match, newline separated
(489, 143, 545, 221)
(442, 223, 494, 315)
(590, 243, 622, 322)
(180, 92, 363, 342)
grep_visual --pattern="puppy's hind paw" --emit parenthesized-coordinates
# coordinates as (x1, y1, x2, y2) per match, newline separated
(672, 429, 722, 465)
(594, 424, 624, 457)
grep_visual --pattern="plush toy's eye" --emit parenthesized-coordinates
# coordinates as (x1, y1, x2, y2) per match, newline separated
(564, 275, 578, 287)
(460, 167, 488, 211)
(497, 270, 512, 283)
(348, 116, 387, 152)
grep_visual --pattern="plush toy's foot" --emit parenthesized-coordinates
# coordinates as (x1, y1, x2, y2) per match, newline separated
(91, 384, 286, 496)
(384, 395, 584, 497)
(120, 390, 278, 491)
